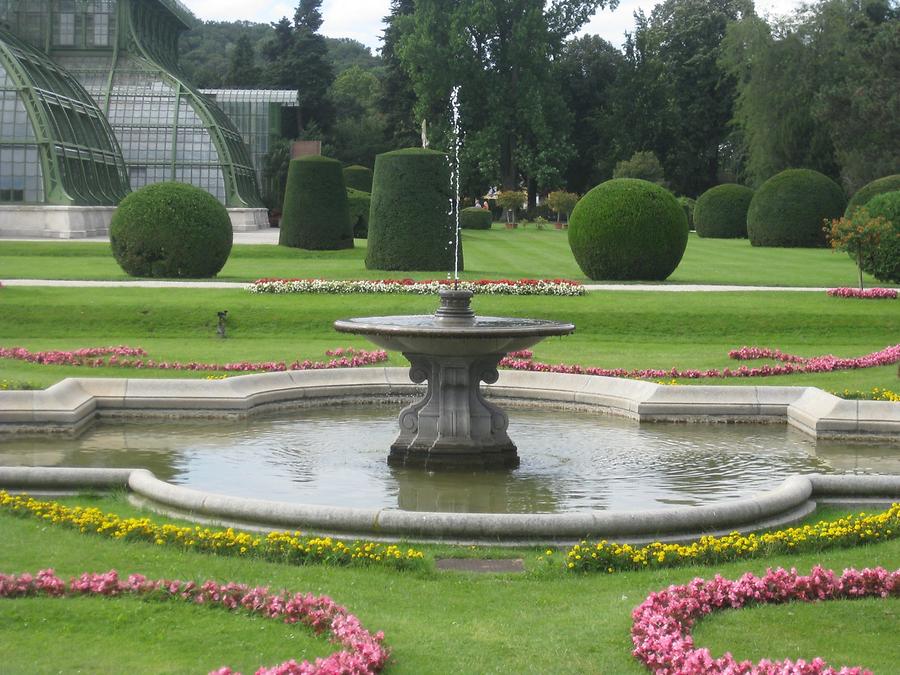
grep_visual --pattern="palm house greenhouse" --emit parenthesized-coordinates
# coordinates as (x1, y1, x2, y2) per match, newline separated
(0, 0, 295, 237)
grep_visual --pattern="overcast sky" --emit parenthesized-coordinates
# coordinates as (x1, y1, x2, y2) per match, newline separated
(184, 0, 805, 53)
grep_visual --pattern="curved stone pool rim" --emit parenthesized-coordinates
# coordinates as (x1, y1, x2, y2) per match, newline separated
(0, 368, 897, 544)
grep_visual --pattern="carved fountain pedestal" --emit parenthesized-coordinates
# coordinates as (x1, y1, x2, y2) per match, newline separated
(334, 288, 574, 469)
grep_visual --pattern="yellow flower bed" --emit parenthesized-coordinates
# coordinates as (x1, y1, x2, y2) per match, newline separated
(0, 491, 425, 571)
(562, 502, 899, 573)
(834, 387, 900, 401)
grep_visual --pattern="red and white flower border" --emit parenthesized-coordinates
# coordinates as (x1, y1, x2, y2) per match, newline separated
(248, 278, 585, 296)
(631, 565, 898, 675)
(0, 569, 388, 675)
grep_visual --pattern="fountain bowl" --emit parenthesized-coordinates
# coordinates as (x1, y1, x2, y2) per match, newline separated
(334, 288, 575, 469)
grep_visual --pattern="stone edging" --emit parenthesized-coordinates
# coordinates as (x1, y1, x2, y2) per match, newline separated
(0, 369, 897, 543)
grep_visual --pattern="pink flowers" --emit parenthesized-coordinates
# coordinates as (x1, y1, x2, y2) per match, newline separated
(827, 288, 897, 299)
(0, 569, 388, 675)
(0, 346, 388, 374)
(631, 565, 898, 675)
(248, 278, 585, 296)
(499, 344, 900, 380)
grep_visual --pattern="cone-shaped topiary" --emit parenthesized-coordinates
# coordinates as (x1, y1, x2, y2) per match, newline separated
(366, 147, 461, 271)
(110, 182, 232, 278)
(845, 174, 900, 217)
(567, 178, 688, 280)
(746, 169, 846, 247)
(855, 190, 900, 284)
(343, 164, 374, 193)
(279, 155, 353, 250)
(460, 206, 492, 230)
(694, 183, 754, 238)
(347, 187, 370, 239)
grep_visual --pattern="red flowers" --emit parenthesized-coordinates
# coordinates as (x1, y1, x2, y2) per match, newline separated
(631, 565, 898, 674)
(0, 569, 388, 675)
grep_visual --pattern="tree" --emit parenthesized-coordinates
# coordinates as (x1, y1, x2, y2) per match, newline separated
(828, 208, 893, 290)
(396, 0, 613, 203)
(496, 190, 527, 224)
(329, 66, 390, 166)
(260, 3, 335, 133)
(546, 190, 579, 222)
(555, 35, 623, 193)
(609, 0, 753, 196)
(612, 151, 666, 185)
(226, 35, 261, 87)
(379, 0, 421, 150)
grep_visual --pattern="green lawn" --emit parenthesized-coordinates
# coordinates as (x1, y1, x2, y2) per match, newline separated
(0, 286, 897, 391)
(0, 228, 886, 287)
(0, 496, 897, 674)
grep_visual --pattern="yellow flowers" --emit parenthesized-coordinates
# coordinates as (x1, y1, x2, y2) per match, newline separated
(836, 387, 900, 402)
(0, 491, 425, 571)
(566, 503, 900, 574)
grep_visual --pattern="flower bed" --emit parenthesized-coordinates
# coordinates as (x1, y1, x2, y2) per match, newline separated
(0, 568, 388, 675)
(827, 287, 897, 299)
(564, 503, 899, 573)
(247, 278, 586, 296)
(0, 346, 387, 374)
(0, 492, 425, 571)
(631, 565, 898, 675)
(499, 344, 900, 380)
(834, 387, 899, 402)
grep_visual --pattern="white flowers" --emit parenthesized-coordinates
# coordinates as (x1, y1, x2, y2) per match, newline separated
(247, 278, 586, 296)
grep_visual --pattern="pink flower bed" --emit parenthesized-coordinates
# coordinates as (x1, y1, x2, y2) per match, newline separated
(0, 346, 387, 374)
(499, 344, 900, 380)
(827, 288, 897, 299)
(0, 569, 388, 675)
(631, 565, 899, 675)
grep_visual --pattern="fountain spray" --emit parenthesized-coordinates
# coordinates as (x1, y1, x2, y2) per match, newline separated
(449, 85, 462, 287)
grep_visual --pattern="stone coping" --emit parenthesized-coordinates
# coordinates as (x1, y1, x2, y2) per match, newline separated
(0, 368, 897, 440)
(0, 368, 897, 543)
(1, 467, 897, 545)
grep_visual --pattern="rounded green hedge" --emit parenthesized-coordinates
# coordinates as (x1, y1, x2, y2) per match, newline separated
(460, 206, 492, 230)
(567, 178, 689, 280)
(845, 174, 900, 217)
(343, 164, 373, 193)
(366, 147, 461, 272)
(694, 183, 754, 239)
(347, 187, 371, 239)
(856, 190, 900, 284)
(279, 155, 353, 250)
(110, 182, 232, 278)
(746, 169, 846, 247)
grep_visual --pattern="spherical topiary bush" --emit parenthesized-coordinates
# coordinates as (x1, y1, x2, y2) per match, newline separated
(694, 183, 754, 238)
(343, 164, 373, 193)
(279, 155, 353, 250)
(460, 206, 492, 230)
(856, 190, 900, 284)
(110, 182, 232, 278)
(845, 174, 900, 217)
(567, 178, 689, 280)
(347, 187, 371, 239)
(746, 169, 846, 247)
(366, 147, 461, 272)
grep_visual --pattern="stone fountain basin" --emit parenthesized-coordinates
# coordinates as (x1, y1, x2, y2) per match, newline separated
(333, 315, 575, 355)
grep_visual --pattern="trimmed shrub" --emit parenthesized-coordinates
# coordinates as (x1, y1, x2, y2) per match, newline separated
(110, 182, 232, 278)
(567, 178, 689, 280)
(460, 206, 492, 230)
(366, 147, 461, 271)
(279, 155, 353, 250)
(845, 174, 900, 217)
(677, 196, 696, 231)
(343, 164, 373, 193)
(346, 188, 371, 239)
(746, 169, 846, 247)
(856, 191, 900, 283)
(693, 184, 754, 238)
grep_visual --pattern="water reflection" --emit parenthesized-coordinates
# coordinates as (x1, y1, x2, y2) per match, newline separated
(0, 406, 894, 514)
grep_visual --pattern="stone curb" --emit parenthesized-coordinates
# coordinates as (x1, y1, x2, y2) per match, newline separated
(2, 467, 898, 544)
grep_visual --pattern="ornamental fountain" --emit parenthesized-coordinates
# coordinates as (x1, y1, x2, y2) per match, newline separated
(334, 288, 574, 468)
